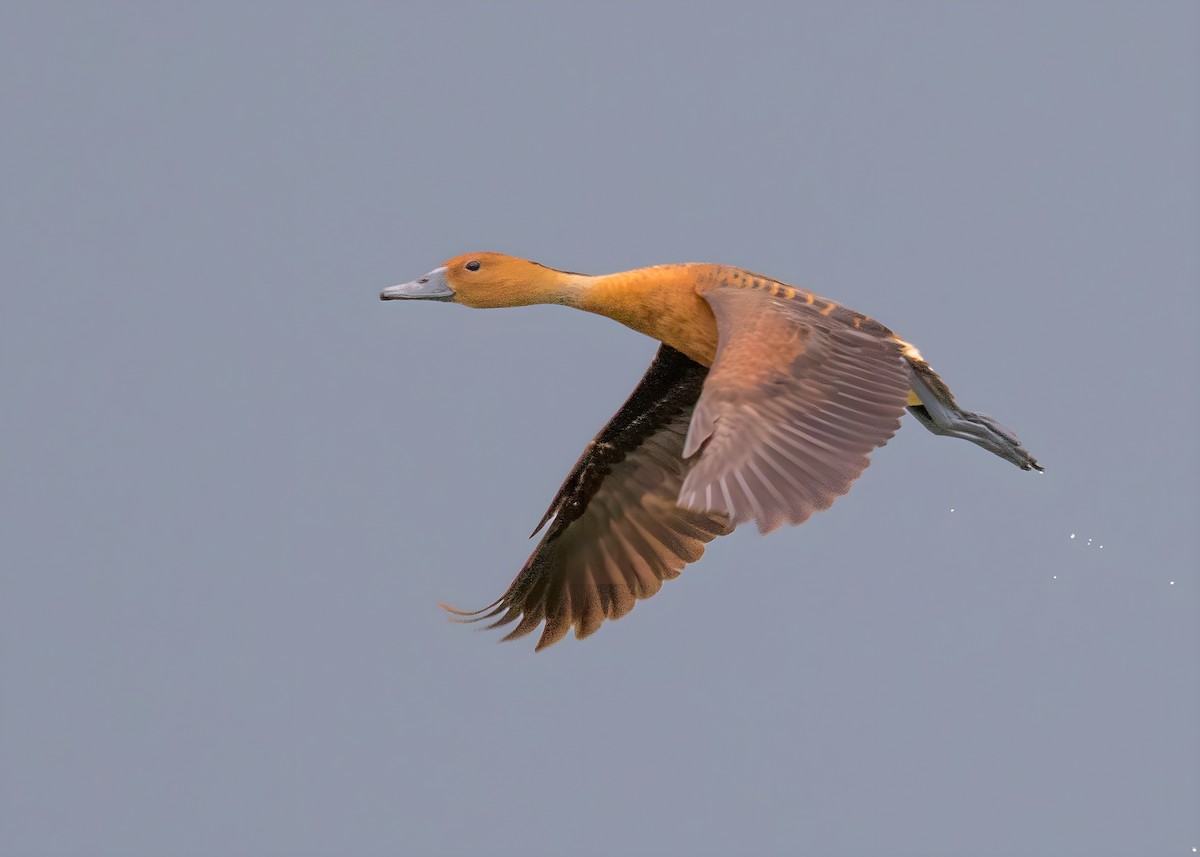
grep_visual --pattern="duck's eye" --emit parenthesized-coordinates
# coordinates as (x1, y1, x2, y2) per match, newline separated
(465, 260, 481, 272)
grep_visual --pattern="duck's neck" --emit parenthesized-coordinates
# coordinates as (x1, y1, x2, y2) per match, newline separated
(563, 264, 719, 367)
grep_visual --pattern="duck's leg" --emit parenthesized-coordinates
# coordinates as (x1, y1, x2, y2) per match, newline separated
(903, 352, 1043, 472)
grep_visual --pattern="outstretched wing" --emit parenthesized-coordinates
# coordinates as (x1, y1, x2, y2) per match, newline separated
(680, 284, 911, 534)
(444, 345, 732, 650)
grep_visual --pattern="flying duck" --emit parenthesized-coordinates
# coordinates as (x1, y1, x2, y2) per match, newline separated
(381, 252, 1041, 649)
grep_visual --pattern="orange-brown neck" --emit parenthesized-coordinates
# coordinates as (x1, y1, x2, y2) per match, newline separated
(566, 264, 720, 366)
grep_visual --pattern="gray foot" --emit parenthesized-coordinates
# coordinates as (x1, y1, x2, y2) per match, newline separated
(906, 358, 1043, 472)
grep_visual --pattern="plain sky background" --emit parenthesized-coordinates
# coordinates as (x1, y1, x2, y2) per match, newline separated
(3, 3, 1197, 856)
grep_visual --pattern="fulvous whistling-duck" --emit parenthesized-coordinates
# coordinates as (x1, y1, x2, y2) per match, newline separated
(382, 252, 1042, 650)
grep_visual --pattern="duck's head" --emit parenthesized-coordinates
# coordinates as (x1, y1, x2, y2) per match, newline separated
(381, 252, 583, 309)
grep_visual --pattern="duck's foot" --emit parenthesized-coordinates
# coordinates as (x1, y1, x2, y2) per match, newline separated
(906, 358, 1043, 472)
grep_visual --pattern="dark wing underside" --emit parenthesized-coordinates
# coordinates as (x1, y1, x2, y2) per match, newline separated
(443, 345, 732, 650)
(680, 286, 912, 534)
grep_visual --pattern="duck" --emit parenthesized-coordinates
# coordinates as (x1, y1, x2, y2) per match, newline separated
(381, 252, 1042, 650)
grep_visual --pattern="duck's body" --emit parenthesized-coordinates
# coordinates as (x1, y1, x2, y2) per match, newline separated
(382, 252, 1041, 650)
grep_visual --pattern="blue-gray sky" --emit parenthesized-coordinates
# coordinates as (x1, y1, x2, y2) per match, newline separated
(3, 3, 1197, 856)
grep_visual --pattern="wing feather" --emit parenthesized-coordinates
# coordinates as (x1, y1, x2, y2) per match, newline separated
(680, 286, 911, 534)
(442, 345, 732, 649)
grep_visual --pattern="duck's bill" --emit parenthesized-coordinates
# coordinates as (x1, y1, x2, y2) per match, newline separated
(380, 266, 454, 301)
